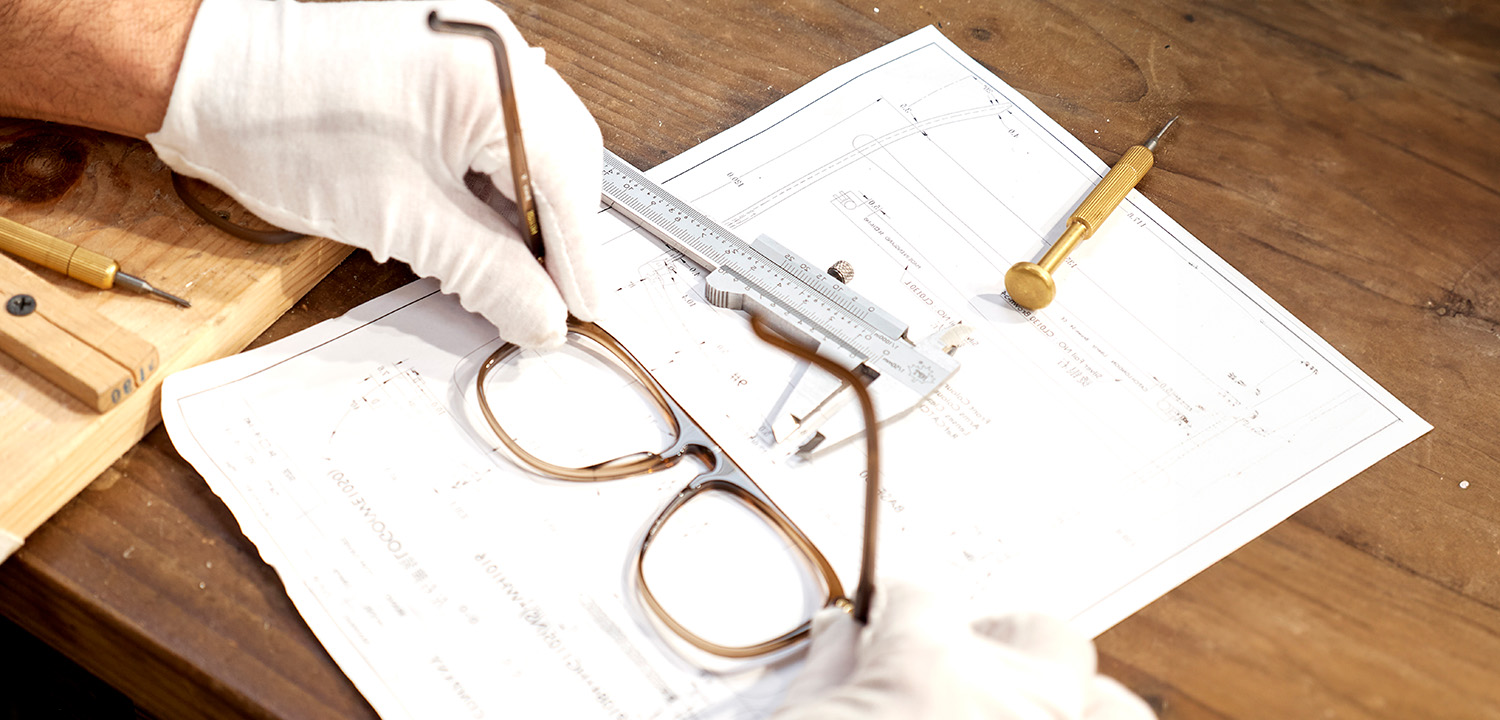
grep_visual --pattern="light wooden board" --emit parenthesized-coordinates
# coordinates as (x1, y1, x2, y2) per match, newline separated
(0, 121, 350, 555)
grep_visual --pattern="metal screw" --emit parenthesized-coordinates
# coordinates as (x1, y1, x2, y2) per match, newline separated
(827, 260, 855, 284)
(6, 294, 36, 316)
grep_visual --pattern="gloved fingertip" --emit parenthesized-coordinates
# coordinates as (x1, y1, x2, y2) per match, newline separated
(809, 606, 858, 643)
(524, 191, 604, 321)
(1087, 677, 1159, 720)
(777, 607, 860, 710)
(523, 324, 568, 350)
(552, 256, 604, 323)
(971, 612, 1097, 677)
(865, 579, 940, 632)
(804, 608, 860, 672)
(484, 306, 567, 349)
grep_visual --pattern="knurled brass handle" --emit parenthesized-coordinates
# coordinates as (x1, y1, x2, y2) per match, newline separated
(0, 216, 119, 289)
(1070, 144, 1154, 234)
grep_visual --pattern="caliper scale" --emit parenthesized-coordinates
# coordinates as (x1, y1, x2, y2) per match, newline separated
(601, 150, 967, 454)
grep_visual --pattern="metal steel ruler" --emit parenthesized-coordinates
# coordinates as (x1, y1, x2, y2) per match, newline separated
(600, 149, 965, 454)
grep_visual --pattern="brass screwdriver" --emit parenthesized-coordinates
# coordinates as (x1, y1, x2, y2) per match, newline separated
(1005, 116, 1177, 310)
(0, 216, 190, 307)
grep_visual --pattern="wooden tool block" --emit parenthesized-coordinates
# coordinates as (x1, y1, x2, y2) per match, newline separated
(0, 122, 352, 557)
(0, 253, 159, 412)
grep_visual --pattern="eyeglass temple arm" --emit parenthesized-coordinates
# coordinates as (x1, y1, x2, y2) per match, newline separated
(428, 13, 546, 262)
(749, 315, 879, 625)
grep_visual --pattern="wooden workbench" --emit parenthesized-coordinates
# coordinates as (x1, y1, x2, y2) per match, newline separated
(2, 0, 1497, 717)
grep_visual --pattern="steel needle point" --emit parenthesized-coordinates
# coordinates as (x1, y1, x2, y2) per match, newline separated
(113, 270, 192, 307)
(1144, 115, 1178, 151)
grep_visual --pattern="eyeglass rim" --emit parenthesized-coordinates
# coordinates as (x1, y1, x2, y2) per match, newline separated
(476, 319, 685, 481)
(634, 476, 848, 658)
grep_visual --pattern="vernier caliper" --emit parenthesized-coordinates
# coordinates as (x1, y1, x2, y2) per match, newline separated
(601, 150, 967, 455)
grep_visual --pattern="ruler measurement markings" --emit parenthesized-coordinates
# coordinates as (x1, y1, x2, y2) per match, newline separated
(765, 243, 901, 336)
(604, 154, 895, 346)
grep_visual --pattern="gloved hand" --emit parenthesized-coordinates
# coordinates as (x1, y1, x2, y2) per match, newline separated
(774, 582, 1156, 720)
(148, 0, 601, 347)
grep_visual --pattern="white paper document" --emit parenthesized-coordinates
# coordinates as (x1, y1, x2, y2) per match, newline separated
(163, 27, 1428, 720)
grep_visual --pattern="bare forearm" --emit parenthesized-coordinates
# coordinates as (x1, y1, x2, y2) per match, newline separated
(0, 0, 201, 138)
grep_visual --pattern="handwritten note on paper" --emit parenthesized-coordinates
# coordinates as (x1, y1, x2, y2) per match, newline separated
(163, 26, 1428, 720)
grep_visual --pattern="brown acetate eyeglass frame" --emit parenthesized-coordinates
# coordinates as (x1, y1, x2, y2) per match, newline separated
(437, 12, 880, 657)
(475, 316, 880, 658)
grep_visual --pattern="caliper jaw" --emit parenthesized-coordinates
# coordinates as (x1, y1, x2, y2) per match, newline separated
(772, 325, 970, 457)
(694, 231, 970, 456)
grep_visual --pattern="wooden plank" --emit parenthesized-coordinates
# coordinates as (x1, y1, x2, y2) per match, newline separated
(0, 252, 159, 412)
(0, 121, 351, 550)
(0, 299, 134, 412)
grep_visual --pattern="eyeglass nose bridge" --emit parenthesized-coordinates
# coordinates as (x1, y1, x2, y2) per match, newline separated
(477, 319, 865, 657)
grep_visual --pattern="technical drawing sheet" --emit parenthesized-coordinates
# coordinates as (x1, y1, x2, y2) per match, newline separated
(163, 26, 1428, 720)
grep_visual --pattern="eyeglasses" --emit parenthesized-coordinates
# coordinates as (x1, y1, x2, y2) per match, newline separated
(431, 13, 881, 658)
(475, 316, 880, 658)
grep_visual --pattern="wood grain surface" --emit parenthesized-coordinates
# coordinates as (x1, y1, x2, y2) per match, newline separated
(2, 1, 1497, 718)
(0, 118, 351, 548)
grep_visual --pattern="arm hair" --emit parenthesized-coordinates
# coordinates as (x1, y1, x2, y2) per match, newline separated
(0, 0, 201, 138)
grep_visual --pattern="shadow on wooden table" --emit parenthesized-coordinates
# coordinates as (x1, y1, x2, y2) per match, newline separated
(0, 613, 147, 719)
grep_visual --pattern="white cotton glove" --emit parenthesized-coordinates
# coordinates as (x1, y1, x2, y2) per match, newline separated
(149, 0, 601, 347)
(774, 582, 1156, 720)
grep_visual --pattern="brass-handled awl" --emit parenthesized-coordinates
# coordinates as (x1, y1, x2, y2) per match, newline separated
(1005, 116, 1177, 310)
(0, 216, 190, 307)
